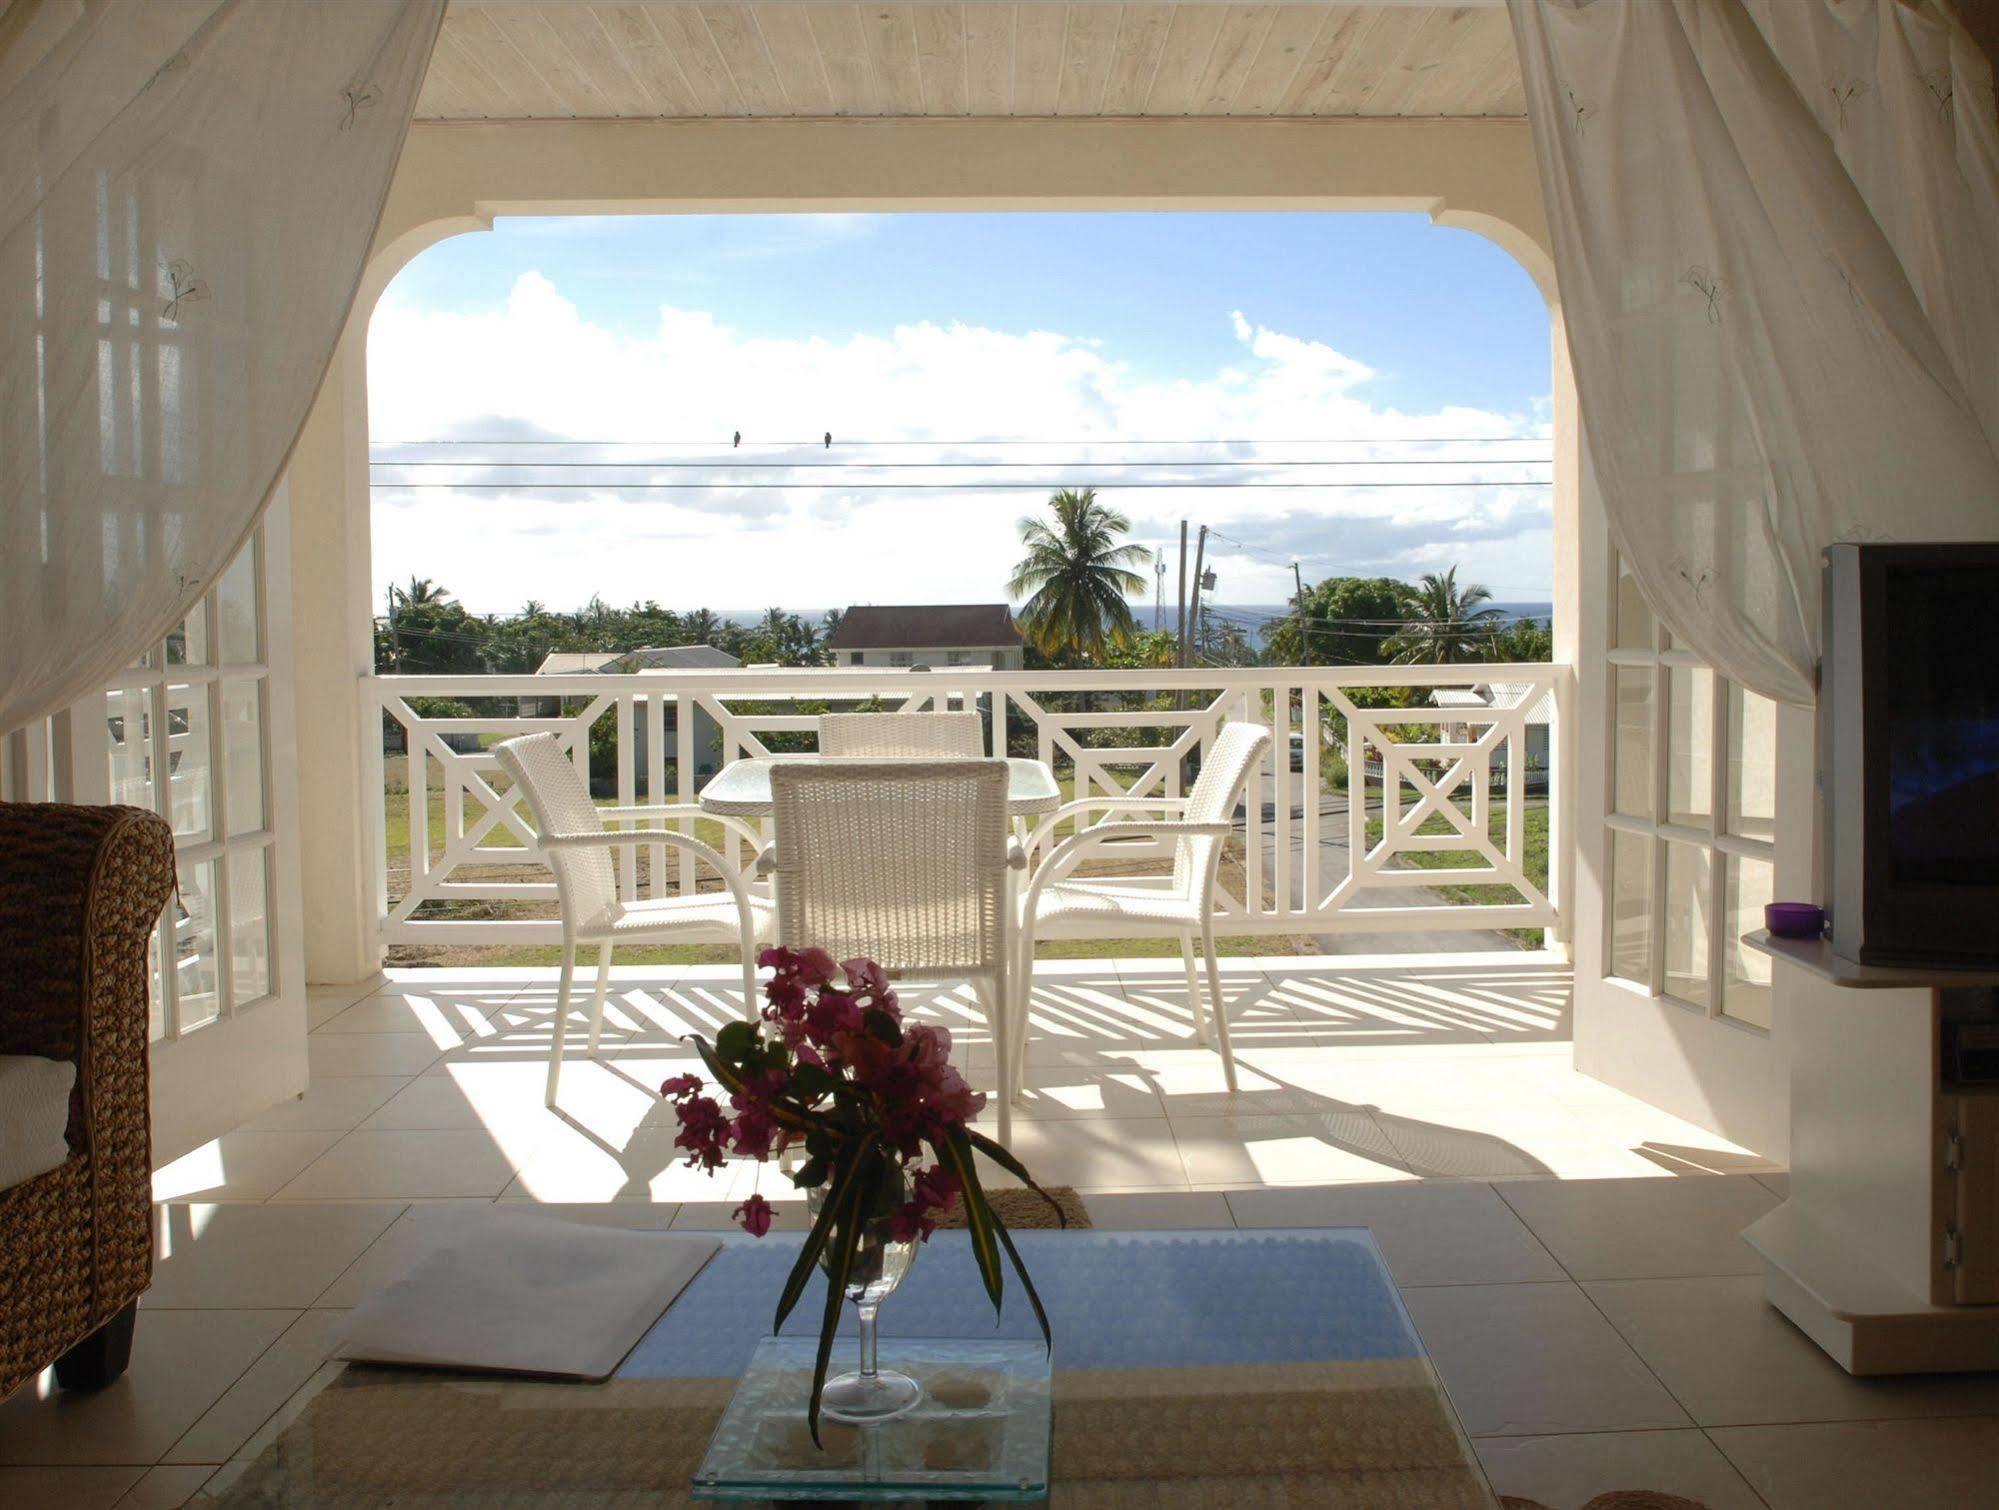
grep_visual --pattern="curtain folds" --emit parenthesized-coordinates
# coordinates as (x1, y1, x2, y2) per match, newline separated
(1507, 0, 1999, 705)
(0, 0, 443, 735)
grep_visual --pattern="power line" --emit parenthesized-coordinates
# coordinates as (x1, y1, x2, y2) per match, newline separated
(368, 457, 1551, 471)
(368, 480, 1554, 492)
(370, 435, 1553, 448)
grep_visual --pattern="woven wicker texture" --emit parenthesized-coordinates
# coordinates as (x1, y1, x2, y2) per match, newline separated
(934, 1184, 1091, 1231)
(770, 759, 1010, 978)
(493, 733, 619, 933)
(214, 1357, 1492, 1508)
(0, 802, 173, 1398)
(817, 711, 986, 758)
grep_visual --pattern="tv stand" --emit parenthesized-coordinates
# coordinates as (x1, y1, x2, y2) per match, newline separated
(1740, 931, 1999, 1373)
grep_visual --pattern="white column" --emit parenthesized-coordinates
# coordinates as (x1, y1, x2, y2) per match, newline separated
(288, 323, 383, 986)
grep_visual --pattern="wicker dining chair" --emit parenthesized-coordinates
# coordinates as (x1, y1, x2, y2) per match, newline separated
(1015, 722, 1271, 1098)
(493, 733, 775, 1106)
(767, 759, 1022, 1143)
(816, 711, 986, 758)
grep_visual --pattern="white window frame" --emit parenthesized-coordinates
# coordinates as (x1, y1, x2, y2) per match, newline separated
(1602, 556, 1778, 1032)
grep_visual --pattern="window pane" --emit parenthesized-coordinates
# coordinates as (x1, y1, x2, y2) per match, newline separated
(164, 682, 212, 839)
(1722, 855, 1775, 1028)
(216, 539, 260, 663)
(174, 858, 220, 1032)
(1663, 842, 1713, 1009)
(1613, 668, 1654, 816)
(106, 687, 153, 808)
(1609, 830, 1654, 985)
(228, 847, 271, 1006)
(1667, 666, 1714, 828)
(147, 925, 165, 1043)
(1615, 555, 1654, 648)
(1727, 683, 1778, 841)
(166, 607, 207, 666)
(222, 679, 266, 835)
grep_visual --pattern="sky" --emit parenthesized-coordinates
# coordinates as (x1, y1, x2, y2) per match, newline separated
(367, 211, 1554, 619)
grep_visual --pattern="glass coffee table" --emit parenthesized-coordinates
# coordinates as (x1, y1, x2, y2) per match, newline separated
(207, 1228, 1496, 1507)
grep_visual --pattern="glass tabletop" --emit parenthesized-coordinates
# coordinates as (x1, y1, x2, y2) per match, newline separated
(698, 755, 1062, 818)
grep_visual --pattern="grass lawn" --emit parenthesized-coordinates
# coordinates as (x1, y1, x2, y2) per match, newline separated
(1365, 797, 1550, 946)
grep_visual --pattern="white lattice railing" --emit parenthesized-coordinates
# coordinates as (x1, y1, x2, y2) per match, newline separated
(363, 664, 1563, 948)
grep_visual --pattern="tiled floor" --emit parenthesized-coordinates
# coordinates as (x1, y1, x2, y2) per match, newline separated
(5, 955, 1997, 1507)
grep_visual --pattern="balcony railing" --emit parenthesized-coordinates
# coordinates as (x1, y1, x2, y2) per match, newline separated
(362, 664, 1563, 950)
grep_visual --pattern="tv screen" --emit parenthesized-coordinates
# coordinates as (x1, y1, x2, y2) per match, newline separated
(1885, 563, 1999, 887)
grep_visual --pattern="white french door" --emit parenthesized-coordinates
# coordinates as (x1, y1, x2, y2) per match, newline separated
(1571, 506, 1792, 1161)
(1, 501, 307, 1163)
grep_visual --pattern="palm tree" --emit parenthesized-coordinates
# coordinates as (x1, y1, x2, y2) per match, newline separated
(1383, 567, 1506, 665)
(1006, 489, 1151, 664)
(394, 576, 452, 608)
(684, 608, 722, 645)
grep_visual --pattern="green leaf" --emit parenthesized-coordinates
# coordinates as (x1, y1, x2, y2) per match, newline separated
(933, 1128, 1003, 1317)
(788, 1156, 829, 1190)
(809, 1148, 877, 1446)
(962, 1127, 1068, 1227)
(864, 1008, 902, 1046)
(689, 1035, 750, 1098)
(715, 1019, 759, 1066)
(988, 1205, 1054, 1354)
(773, 1146, 868, 1336)
(793, 1063, 839, 1100)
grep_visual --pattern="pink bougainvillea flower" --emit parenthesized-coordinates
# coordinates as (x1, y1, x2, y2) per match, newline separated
(840, 958, 899, 1016)
(673, 1095, 730, 1172)
(659, 1072, 704, 1100)
(734, 1193, 774, 1237)
(760, 945, 838, 987)
(804, 986, 865, 1046)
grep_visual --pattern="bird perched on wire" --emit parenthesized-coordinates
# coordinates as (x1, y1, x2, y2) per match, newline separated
(824, 431, 833, 449)
(733, 430, 741, 449)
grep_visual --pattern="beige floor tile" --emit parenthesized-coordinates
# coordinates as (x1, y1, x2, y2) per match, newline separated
(1399, 1283, 1691, 1437)
(311, 987, 510, 1040)
(1074, 1190, 1235, 1229)
(305, 983, 379, 1031)
(305, 1033, 446, 1079)
(150, 1132, 345, 1203)
(1171, 1109, 1415, 1187)
(1127, 1051, 1335, 1119)
(163, 1311, 348, 1465)
(1584, 1275, 1999, 1427)
(118, 1463, 219, 1508)
(146, 1204, 404, 1309)
(1755, 1170, 1790, 1198)
(984, 1068, 1166, 1122)
(270, 1131, 522, 1201)
(985, 1117, 1189, 1193)
(1708, 1415, 1999, 1510)
(0, 1466, 143, 1508)
(1495, 1175, 1780, 1280)
(500, 1128, 759, 1204)
(0, 1309, 295, 1466)
(1226, 1182, 1567, 1287)
(1475, 1429, 1765, 1510)
(233, 1077, 407, 1133)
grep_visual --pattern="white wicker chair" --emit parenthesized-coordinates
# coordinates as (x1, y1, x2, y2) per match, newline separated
(1015, 722, 1271, 1098)
(816, 711, 986, 757)
(493, 732, 774, 1105)
(768, 758, 1023, 1142)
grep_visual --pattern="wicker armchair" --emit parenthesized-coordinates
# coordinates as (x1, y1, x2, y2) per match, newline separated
(816, 711, 987, 757)
(0, 802, 174, 1399)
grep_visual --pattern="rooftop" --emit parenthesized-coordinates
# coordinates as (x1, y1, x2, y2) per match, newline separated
(532, 644, 741, 675)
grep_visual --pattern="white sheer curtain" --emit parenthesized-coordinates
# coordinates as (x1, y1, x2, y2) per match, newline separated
(0, 0, 442, 735)
(1508, 0, 1999, 705)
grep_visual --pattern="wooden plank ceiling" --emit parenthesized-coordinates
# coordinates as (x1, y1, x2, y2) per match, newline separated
(419, 4, 1524, 120)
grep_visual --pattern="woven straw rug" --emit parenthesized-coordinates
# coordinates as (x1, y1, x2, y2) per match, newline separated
(938, 1183, 1093, 1230)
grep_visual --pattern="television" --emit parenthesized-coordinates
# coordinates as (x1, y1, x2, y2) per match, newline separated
(1823, 542, 1999, 967)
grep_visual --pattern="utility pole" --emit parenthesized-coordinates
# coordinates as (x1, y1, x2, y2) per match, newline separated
(1154, 557, 1166, 632)
(1291, 561, 1307, 662)
(1175, 521, 1190, 669)
(1186, 525, 1209, 666)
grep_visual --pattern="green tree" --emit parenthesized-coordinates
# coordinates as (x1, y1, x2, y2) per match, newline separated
(1266, 576, 1408, 666)
(684, 608, 723, 646)
(1384, 567, 1506, 665)
(392, 576, 453, 608)
(1489, 616, 1553, 663)
(1006, 488, 1150, 665)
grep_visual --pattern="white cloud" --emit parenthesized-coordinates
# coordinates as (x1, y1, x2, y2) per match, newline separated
(368, 273, 1551, 614)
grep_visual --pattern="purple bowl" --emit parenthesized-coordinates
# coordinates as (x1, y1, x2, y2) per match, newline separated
(1765, 902, 1825, 939)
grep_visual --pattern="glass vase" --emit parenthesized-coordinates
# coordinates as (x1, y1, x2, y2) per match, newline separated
(807, 1164, 922, 1423)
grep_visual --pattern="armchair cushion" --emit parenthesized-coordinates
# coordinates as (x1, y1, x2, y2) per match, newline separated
(0, 1055, 76, 1193)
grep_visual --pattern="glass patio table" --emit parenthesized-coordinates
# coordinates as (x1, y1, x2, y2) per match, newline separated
(698, 754, 1062, 819)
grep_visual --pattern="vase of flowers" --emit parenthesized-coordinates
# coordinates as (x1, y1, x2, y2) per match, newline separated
(662, 947, 1060, 1442)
